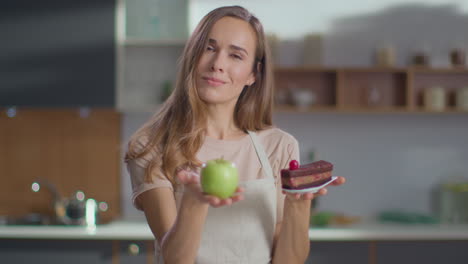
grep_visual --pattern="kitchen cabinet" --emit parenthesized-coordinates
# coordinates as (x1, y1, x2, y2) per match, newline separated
(2, 238, 467, 264)
(376, 241, 468, 264)
(0, 0, 115, 107)
(305, 240, 468, 264)
(116, 0, 188, 112)
(0, 239, 114, 264)
(118, 240, 153, 264)
(275, 66, 468, 113)
(0, 239, 155, 264)
(306, 241, 369, 264)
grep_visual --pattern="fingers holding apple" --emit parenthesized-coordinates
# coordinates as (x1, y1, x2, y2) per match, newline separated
(202, 186, 245, 207)
(176, 169, 205, 199)
(176, 169, 201, 185)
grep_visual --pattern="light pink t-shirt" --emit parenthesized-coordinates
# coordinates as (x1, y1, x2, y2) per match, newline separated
(126, 127, 300, 223)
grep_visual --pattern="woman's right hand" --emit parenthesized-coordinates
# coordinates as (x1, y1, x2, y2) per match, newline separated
(177, 169, 244, 208)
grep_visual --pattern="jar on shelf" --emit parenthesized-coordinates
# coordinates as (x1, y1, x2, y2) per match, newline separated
(411, 44, 431, 67)
(423, 86, 446, 111)
(456, 87, 468, 111)
(375, 45, 395, 67)
(450, 49, 466, 67)
(412, 51, 430, 66)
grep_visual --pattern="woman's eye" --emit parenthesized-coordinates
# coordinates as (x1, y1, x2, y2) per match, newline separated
(206, 46, 215, 51)
(231, 54, 242, 60)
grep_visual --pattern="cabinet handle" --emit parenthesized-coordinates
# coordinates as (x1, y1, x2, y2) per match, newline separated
(128, 243, 140, 256)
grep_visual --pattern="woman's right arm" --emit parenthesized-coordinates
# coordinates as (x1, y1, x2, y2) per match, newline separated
(140, 186, 209, 263)
(139, 170, 244, 263)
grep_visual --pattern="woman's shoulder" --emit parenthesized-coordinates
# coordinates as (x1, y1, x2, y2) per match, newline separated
(256, 127, 300, 166)
(256, 127, 298, 146)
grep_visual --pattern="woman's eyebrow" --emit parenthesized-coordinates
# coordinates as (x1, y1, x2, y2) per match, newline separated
(230, 45, 248, 56)
(208, 38, 248, 55)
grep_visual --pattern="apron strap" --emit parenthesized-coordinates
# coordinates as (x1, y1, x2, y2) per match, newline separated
(247, 131, 274, 180)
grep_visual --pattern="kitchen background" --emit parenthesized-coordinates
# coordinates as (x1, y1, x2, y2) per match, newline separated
(121, 0, 468, 221)
(1, 0, 468, 263)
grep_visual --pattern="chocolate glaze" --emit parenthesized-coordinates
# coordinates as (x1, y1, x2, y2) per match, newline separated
(281, 160, 333, 178)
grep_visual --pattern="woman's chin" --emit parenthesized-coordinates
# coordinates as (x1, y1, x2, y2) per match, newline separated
(198, 91, 221, 104)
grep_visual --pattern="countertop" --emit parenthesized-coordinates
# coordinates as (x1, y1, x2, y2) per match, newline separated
(2, 220, 468, 241)
(0, 221, 152, 240)
(308, 222, 468, 241)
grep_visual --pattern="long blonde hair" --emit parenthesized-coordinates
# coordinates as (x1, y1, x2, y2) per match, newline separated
(124, 6, 274, 187)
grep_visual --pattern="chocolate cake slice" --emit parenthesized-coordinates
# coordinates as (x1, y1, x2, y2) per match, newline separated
(281, 160, 333, 190)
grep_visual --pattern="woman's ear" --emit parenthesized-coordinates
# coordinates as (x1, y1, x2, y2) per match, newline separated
(246, 61, 261, 86)
(246, 73, 255, 87)
(256, 61, 262, 73)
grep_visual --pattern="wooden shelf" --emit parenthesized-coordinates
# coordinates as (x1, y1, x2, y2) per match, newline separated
(274, 105, 468, 114)
(273, 66, 336, 73)
(274, 66, 468, 114)
(338, 67, 407, 73)
(409, 67, 468, 74)
(275, 105, 409, 113)
(410, 107, 468, 114)
(275, 105, 338, 113)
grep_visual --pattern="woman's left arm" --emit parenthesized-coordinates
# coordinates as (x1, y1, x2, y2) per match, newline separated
(272, 177, 346, 264)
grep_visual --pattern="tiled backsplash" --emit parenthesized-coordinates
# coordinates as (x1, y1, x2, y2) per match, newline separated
(121, 112, 468, 220)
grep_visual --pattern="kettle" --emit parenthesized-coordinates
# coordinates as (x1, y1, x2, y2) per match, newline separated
(31, 179, 108, 226)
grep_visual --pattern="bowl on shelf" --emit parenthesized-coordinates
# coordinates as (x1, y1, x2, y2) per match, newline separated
(291, 88, 316, 109)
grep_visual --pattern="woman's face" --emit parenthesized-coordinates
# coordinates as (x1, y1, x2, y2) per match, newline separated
(196, 16, 257, 106)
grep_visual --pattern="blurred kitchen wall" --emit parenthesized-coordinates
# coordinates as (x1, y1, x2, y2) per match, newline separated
(120, 1, 468, 220)
(189, 0, 468, 38)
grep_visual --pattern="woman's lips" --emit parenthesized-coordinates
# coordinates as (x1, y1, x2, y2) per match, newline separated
(203, 77, 226, 87)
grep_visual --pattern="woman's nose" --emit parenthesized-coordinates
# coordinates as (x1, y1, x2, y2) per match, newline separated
(210, 54, 225, 72)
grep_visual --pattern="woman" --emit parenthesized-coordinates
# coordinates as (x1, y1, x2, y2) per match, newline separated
(125, 5, 345, 264)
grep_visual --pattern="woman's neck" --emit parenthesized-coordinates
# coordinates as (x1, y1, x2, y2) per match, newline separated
(205, 104, 245, 140)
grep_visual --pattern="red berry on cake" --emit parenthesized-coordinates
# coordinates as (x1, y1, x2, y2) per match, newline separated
(289, 160, 299, 170)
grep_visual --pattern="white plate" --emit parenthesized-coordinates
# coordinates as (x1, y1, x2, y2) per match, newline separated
(282, 176, 338, 194)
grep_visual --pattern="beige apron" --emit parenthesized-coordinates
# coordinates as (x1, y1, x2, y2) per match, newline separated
(155, 131, 277, 264)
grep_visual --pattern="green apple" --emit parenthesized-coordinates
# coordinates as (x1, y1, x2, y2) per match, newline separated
(201, 158, 239, 199)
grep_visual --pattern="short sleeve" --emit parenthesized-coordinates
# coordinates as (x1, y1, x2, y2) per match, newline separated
(126, 137, 173, 211)
(276, 135, 300, 223)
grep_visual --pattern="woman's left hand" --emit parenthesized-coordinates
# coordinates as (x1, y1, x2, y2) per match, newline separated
(282, 176, 346, 201)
